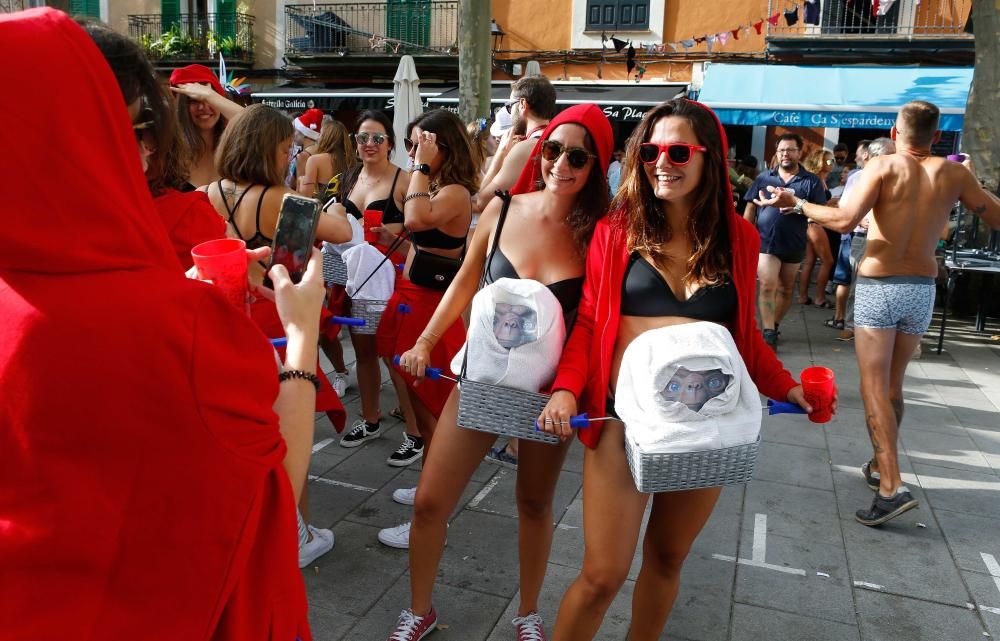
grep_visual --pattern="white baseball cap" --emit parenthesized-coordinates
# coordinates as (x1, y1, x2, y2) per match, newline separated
(490, 106, 513, 138)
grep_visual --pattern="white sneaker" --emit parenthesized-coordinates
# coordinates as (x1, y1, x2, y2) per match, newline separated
(512, 611, 546, 641)
(299, 524, 335, 568)
(392, 486, 417, 506)
(330, 370, 349, 397)
(378, 521, 412, 549)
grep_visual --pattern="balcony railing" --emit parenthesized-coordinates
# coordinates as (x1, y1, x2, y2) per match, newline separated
(285, 2, 458, 56)
(1, 0, 29, 13)
(768, 0, 972, 37)
(128, 12, 255, 64)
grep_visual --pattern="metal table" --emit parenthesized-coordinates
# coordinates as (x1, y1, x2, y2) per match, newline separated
(936, 256, 1000, 354)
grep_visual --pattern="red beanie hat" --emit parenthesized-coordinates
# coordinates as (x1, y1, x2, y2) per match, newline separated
(293, 108, 324, 141)
(168, 64, 225, 97)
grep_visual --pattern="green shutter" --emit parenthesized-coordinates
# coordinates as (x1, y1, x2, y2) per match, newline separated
(215, 0, 236, 39)
(70, 0, 100, 19)
(161, 0, 180, 31)
(386, 0, 431, 51)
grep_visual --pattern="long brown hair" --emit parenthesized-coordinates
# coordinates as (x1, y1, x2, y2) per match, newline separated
(612, 98, 731, 285)
(407, 109, 480, 194)
(215, 104, 292, 186)
(315, 118, 357, 179)
(176, 93, 225, 171)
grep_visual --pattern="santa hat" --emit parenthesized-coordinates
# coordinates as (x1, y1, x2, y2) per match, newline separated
(168, 64, 225, 97)
(293, 108, 324, 141)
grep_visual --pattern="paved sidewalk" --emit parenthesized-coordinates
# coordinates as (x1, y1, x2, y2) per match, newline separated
(302, 304, 1000, 641)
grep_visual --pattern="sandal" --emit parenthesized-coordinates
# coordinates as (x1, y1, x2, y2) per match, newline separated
(798, 297, 813, 306)
(389, 407, 405, 421)
(816, 300, 834, 309)
(824, 318, 845, 330)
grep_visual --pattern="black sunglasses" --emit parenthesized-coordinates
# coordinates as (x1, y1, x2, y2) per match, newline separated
(504, 97, 521, 114)
(132, 108, 156, 149)
(353, 132, 388, 146)
(540, 140, 596, 169)
(637, 142, 707, 166)
(403, 138, 448, 153)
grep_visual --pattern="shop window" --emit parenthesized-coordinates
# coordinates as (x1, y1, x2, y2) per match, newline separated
(585, 0, 650, 32)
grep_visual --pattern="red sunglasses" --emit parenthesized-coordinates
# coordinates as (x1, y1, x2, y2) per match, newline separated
(638, 142, 708, 166)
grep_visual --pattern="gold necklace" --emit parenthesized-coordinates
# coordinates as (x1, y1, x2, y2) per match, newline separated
(359, 170, 384, 186)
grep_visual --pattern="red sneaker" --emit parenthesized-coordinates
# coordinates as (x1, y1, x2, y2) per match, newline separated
(387, 608, 438, 641)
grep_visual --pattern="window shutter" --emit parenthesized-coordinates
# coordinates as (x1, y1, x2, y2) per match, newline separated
(70, 0, 100, 18)
(216, 0, 236, 39)
(161, 0, 180, 31)
(585, 0, 620, 31)
(585, 0, 650, 31)
(618, 1, 650, 30)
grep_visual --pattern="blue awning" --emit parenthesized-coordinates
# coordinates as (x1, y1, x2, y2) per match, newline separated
(698, 64, 972, 131)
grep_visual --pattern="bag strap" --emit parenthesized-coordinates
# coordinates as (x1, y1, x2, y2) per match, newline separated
(461, 190, 513, 380)
(352, 231, 408, 298)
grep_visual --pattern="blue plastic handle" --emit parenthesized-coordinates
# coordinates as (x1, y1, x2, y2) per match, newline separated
(398, 303, 412, 314)
(330, 315, 367, 327)
(534, 413, 592, 431)
(392, 355, 443, 380)
(396, 263, 405, 271)
(767, 399, 808, 415)
(269, 337, 288, 348)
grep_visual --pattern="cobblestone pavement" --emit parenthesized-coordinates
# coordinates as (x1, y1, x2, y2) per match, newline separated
(302, 305, 1000, 641)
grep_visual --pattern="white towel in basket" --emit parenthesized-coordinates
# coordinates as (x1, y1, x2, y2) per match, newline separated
(451, 278, 565, 392)
(616, 322, 761, 454)
(324, 215, 365, 256)
(343, 243, 395, 300)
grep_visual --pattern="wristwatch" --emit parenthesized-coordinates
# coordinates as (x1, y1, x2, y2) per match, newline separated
(415, 163, 431, 176)
(791, 197, 806, 215)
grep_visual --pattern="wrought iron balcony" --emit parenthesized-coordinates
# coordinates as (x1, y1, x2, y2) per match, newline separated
(128, 12, 255, 64)
(767, 0, 972, 38)
(285, 2, 458, 57)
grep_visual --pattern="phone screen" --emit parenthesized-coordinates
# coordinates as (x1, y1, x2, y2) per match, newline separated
(269, 194, 321, 284)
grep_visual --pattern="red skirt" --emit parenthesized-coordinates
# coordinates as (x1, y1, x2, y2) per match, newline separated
(321, 284, 349, 341)
(250, 297, 347, 432)
(376, 278, 465, 419)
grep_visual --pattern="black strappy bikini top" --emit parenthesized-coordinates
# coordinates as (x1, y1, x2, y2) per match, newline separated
(485, 192, 584, 319)
(343, 168, 404, 225)
(217, 181, 272, 250)
(621, 252, 736, 322)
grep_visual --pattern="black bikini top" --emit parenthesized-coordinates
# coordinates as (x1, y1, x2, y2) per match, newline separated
(409, 225, 468, 250)
(216, 181, 272, 250)
(621, 252, 736, 322)
(485, 192, 584, 318)
(343, 168, 404, 224)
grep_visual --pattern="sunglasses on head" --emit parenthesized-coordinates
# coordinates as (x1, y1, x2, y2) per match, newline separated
(403, 138, 448, 153)
(353, 132, 387, 146)
(637, 142, 707, 166)
(540, 140, 596, 169)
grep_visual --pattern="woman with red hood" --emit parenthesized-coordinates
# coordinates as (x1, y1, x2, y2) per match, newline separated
(536, 99, 820, 640)
(386, 104, 613, 641)
(0, 9, 316, 640)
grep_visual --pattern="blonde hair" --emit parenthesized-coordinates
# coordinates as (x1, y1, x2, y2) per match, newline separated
(316, 119, 357, 178)
(803, 148, 833, 175)
(215, 104, 292, 186)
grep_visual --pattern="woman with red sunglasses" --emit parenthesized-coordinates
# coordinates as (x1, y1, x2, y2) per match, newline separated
(537, 98, 816, 641)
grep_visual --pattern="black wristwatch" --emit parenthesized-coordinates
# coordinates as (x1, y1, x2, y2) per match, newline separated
(415, 163, 431, 176)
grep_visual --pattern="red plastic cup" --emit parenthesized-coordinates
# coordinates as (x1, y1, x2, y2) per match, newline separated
(363, 209, 383, 245)
(191, 238, 249, 314)
(800, 366, 835, 424)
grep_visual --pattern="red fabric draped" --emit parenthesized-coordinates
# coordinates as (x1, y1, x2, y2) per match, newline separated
(153, 189, 227, 271)
(0, 9, 310, 640)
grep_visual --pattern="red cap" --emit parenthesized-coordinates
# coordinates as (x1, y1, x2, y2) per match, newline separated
(169, 64, 225, 97)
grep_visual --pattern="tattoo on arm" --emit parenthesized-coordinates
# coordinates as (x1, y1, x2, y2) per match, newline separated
(973, 203, 987, 216)
(866, 415, 884, 453)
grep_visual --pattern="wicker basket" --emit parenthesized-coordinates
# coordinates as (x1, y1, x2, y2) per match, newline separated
(348, 299, 388, 335)
(457, 378, 559, 445)
(624, 436, 760, 493)
(322, 248, 348, 286)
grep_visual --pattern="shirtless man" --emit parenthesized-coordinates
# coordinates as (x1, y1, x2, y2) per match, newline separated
(472, 75, 556, 213)
(757, 100, 1000, 526)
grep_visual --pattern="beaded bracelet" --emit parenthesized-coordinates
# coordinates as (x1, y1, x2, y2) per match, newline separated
(403, 191, 431, 204)
(279, 369, 320, 391)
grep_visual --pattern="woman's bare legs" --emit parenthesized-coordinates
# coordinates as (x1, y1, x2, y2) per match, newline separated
(351, 333, 381, 423)
(808, 224, 834, 305)
(628, 486, 721, 640)
(798, 242, 817, 304)
(409, 389, 496, 615)
(514, 437, 573, 616)
(551, 423, 649, 641)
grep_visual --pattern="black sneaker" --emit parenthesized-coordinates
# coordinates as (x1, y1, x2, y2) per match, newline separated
(387, 433, 424, 467)
(861, 459, 881, 491)
(762, 329, 778, 349)
(339, 419, 381, 448)
(855, 488, 919, 527)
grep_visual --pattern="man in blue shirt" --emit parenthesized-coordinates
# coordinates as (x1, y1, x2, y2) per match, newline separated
(743, 133, 828, 348)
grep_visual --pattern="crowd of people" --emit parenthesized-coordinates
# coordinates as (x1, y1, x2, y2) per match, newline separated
(4, 7, 1000, 641)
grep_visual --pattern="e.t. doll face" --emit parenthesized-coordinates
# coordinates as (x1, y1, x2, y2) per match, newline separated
(492, 302, 537, 349)
(662, 367, 730, 411)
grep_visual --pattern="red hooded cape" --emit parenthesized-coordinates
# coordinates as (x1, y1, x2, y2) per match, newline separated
(0, 9, 310, 640)
(550, 100, 799, 448)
